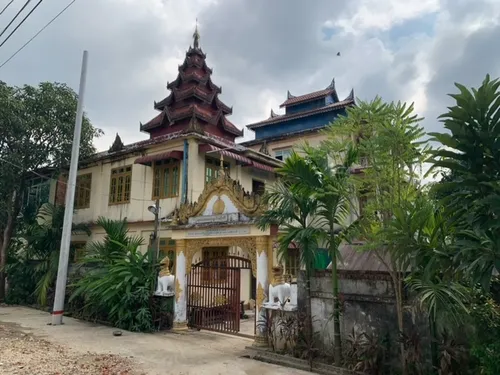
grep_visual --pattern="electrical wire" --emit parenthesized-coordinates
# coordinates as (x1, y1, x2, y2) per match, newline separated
(0, 0, 78, 69)
(0, 0, 42, 48)
(0, 0, 31, 40)
(0, 0, 15, 16)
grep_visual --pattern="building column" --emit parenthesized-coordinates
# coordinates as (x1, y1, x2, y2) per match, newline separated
(254, 236, 269, 347)
(187, 138, 203, 202)
(268, 234, 276, 278)
(173, 239, 188, 331)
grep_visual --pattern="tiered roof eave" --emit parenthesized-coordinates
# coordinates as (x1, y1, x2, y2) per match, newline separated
(247, 96, 355, 130)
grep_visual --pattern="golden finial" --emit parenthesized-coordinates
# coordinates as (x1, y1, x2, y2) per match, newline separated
(159, 256, 172, 277)
(219, 153, 225, 177)
(193, 18, 200, 49)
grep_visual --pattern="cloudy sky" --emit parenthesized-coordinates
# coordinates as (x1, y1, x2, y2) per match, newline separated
(1, 0, 499, 151)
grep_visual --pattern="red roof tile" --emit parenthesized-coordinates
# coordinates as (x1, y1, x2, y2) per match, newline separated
(142, 112, 164, 129)
(223, 118, 243, 136)
(199, 144, 252, 164)
(245, 161, 275, 173)
(81, 130, 281, 174)
(134, 150, 183, 165)
(280, 88, 335, 107)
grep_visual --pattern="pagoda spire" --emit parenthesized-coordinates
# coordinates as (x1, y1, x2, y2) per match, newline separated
(193, 19, 200, 49)
(141, 27, 243, 139)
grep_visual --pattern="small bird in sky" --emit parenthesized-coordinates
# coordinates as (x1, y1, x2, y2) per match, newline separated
(337, 52, 341, 56)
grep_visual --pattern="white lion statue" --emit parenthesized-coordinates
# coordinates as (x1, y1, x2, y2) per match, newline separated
(266, 266, 291, 308)
(155, 256, 175, 296)
(269, 282, 291, 307)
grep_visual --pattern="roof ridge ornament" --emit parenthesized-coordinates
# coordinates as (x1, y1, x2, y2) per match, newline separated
(259, 141, 270, 156)
(185, 111, 204, 134)
(270, 109, 279, 118)
(345, 88, 354, 101)
(193, 18, 200, 49)
(109, 133, 124, 153)
(287, 90, 295, 99)
(327, 77, 336, 90)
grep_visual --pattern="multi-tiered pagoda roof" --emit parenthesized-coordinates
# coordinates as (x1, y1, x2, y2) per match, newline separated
(243, 78, 355, 143)
(140, 27, 243, 141)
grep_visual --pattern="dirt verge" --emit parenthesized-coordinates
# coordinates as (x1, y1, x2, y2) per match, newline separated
(0, 322, 144, 375)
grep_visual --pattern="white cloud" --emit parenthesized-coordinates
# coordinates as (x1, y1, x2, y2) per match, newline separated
(332, 0, 440, 34)
(0, 0, 498, 153)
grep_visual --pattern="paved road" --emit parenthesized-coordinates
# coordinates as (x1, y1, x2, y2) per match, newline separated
(0, 306, 310, 375)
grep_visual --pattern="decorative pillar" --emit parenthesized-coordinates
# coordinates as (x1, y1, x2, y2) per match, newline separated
(268, 234, 276, 278)
(254, 236, 269, 347)
(173, 239, 188, 331)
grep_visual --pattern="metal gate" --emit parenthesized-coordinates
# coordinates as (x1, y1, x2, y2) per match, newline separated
(187, 256, 251, 335)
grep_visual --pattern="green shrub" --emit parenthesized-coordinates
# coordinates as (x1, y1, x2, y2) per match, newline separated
(71, 249, 158, 331)
(5, 259, 38, 305)
(69, 217, 160, 332)
(468, 292, 500, 375)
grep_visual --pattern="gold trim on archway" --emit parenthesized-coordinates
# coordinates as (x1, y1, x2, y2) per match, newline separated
(185, 236, 258, 276)
(172, 173, 266, 225)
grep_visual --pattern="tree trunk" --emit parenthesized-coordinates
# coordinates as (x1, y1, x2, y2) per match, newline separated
(330, 239, 342, 366)
(429, 316, 439, 374)
(0, 217, 13, 301)
(393, 271, 408, 375)
(0, 189, 21, 301)
(305, 271, 313, 336)
(304, 272, 314, 371)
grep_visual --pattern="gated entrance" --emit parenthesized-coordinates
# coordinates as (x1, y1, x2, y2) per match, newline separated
(187, 255, 252, 335)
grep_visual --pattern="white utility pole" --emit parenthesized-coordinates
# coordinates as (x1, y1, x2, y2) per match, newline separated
(51, 51, 89, 325)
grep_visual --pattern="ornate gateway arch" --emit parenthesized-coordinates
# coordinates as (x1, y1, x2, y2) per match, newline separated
(168, 171, 273, 342)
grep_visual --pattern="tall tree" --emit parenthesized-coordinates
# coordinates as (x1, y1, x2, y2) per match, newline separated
(429, 74, 500, 291)
(328, 97, 427, 373)
(0, 81, 101, 300)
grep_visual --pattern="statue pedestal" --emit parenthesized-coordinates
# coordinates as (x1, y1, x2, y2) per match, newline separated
(261, 304, 299, 352)
(253, 334, 268, 347)
(152, 295, 175, 331)
(172, 321, 189, 332)
(153, 291, 175, 297)
(262, 303, 298, 312)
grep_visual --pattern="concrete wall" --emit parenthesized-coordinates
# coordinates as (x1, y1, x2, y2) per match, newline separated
(247, 132, 327, 157)
(300, 270, 430, 369)
(308, 270, 398, 353)
(72, 139, 186, 225)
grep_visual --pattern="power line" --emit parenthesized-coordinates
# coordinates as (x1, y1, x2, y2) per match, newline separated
(0, 0, 31, 40)
(0, 0, 15, 16)
(0, 0, 78, 70)
(0, 0, 42, 48)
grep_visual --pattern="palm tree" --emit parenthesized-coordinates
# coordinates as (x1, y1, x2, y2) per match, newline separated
(23, 203, 89, 306)
(257, 162, 322, 345)
(429, 74, 500, 290)
(278, 145, 359, 365)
